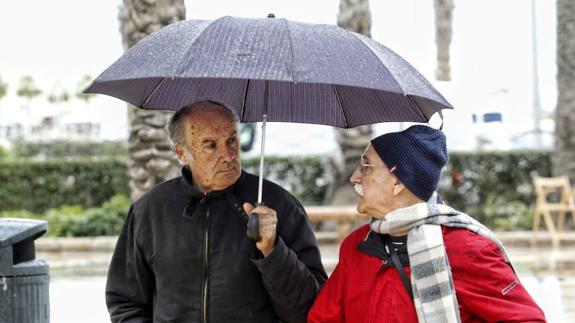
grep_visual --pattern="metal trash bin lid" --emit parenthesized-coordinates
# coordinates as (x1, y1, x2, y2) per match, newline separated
(0, 218, 47, 248)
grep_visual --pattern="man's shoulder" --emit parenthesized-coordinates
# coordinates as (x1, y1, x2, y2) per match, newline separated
(341, 224, 371, 248)
(133, 176, 183, 208)
(443, 227, 498, 262)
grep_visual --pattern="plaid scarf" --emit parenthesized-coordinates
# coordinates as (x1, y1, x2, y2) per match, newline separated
(369, 193, 511, 323)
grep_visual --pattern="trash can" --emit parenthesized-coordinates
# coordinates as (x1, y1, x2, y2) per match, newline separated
(0, 218, 49, 323)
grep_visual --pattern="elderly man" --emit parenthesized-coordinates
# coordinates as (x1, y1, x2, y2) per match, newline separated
(308, 125, 545, 322)
(106, 101, 327, 323)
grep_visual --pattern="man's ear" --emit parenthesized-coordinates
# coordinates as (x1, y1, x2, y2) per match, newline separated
(175, 145, 188, 165)
(392, 179, 405, 196)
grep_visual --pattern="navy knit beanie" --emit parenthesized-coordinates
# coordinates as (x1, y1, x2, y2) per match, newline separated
(370, 125, 448, 201)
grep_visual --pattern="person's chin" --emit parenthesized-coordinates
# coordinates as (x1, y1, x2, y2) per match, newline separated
(218, 170, 240, 183)
(356, 200, 366, 214)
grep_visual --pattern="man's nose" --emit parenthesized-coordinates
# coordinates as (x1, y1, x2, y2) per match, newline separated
(350, 167, 361, 185)
(221, 145, 237, 162)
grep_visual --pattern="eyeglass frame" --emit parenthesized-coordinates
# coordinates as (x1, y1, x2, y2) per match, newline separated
(357, 162, 397, 175)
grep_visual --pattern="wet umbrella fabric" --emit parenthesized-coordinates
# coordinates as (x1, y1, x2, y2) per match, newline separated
(84, 16, 452, 128)
(85, 16, 453, 240)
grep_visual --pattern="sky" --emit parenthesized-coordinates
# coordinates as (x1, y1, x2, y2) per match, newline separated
(0, 0, 558, 153)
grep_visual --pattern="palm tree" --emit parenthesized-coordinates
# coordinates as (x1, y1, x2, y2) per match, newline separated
(119, 0, 185, 201)
(553, 0, 575, 182)
(47, 82, 70, 104)
(16, 75, 42, 101)
(75, 75, 96, 104)
(0, 76, 7, 101)
(434, 0, 454, 81)
(326, 0, 373, 206)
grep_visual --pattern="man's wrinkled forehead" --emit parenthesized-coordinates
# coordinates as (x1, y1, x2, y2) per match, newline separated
(361, 144, 381, 163)
(186, 113, 237, 139)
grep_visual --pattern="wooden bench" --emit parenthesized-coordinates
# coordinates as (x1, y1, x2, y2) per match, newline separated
(532, 175, 575, 248)
(304, 206, 369, 242)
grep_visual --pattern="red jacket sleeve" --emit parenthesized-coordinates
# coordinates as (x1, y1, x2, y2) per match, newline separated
(307, 240, 350, 323)
(453, 239, 546, 322)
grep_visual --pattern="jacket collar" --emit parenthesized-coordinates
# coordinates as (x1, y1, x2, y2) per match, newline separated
(180, 166, 247, 221)
(180, 166, 246, 201)
(357, 231, 387, 260)
(357, 231, 410, 266)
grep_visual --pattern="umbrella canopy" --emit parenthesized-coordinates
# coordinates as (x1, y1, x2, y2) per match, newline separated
(85, 15, 452, 128)
(85, 15, 454, 241)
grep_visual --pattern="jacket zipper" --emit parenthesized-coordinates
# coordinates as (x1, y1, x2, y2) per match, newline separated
(202, 207, 210, 323)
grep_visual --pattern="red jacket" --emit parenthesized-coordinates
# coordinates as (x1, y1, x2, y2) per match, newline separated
(308, 225, 546, 323)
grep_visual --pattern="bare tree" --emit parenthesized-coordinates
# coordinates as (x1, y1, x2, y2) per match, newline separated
(553, 0, 575, 182)
(434, 0, 454, 81)
(119, 0, 185, 200)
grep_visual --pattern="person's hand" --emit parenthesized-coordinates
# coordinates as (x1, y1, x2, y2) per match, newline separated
(243, 202, 277, 257)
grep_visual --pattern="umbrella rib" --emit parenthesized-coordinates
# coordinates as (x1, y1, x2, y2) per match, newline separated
(282, 18, 296, 80)
(141, 78, 167, 108)
(240, 79, 251, 121)
(332, 84, 349, 128)
(407, 95, 428, 122)
(349, 32, 406, 95)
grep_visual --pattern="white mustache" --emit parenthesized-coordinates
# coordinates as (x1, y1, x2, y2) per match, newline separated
(354, 184, 364, 197)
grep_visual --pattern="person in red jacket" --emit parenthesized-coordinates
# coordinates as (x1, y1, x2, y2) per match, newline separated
(308, 125, 546, 323)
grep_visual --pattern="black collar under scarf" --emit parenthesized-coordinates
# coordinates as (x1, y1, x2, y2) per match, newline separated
(357, 231, 410, 267)
(180, 166, 248, 221)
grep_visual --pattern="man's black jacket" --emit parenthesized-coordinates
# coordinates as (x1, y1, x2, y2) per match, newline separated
(106, 167, 327, 323)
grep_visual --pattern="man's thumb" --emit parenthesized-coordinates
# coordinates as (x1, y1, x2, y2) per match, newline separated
(243, 202, 255, 215)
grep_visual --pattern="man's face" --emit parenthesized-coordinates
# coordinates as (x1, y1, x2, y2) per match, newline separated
(349, 144, 398, 219)
(177, 107, 241, 192)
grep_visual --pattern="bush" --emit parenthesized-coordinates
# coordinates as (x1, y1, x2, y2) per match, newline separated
(439, 150, 551, 229)
(0, 151, 552, 232)
(11, 140, 127, 159)
(243, 155, 332, 205)
(0, 158, 129, 213)
(0, 194, 130, 237)
(0, 146, 7, 159)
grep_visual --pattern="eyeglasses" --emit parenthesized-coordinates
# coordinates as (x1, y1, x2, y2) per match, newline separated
(357, 162, 397, 175)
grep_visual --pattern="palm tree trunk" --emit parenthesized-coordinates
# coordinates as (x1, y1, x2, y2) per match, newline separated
(327, 0, 373, 206)
(553, 0, 575, 182)
(434, 0, 454, 81)
(119, 0, 185, 201)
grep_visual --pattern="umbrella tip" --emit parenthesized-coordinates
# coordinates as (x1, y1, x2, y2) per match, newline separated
(267, 13, 275, 18)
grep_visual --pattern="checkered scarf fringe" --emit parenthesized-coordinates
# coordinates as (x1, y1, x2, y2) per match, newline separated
(369, 192, 511, 323)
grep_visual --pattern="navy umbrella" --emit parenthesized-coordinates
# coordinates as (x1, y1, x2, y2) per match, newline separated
(85, 15, 453, 240)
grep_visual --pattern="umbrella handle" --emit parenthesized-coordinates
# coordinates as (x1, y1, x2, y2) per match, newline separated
(246, 213, 260, 241)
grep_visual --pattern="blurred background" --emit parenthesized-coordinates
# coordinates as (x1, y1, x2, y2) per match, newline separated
(1, 0, 573, 322)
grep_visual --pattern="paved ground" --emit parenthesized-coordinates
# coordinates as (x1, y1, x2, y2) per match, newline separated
(41, 242, 575, 323)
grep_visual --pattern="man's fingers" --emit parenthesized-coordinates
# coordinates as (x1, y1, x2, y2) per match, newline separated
(243, 202, 255, 216)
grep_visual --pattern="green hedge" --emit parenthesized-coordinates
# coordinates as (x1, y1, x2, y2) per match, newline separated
(0, 151, 553, 232)
(439, 150, 552, 229)
(9, 140, 127, 159)
(0, 158, 129, 213)
(1, 195, 130, 237)
(243, 156, 331, 206)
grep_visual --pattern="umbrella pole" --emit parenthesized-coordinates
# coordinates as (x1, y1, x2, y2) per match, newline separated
(247, 80, 269, 241)
(257, 114, 267, 204)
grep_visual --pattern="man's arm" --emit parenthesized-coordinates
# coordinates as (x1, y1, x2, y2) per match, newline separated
(106, 206, 154, 323)
(454, 240, 546, 322)
(247, 199, 328, 323)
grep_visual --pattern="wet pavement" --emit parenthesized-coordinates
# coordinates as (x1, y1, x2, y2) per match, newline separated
(43, 244, 575, 323)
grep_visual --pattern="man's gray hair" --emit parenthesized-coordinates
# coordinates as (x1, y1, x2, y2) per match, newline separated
(166, 100, 237, 148)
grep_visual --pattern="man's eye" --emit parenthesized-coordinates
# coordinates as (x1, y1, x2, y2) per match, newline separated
(204, 143, 216, 150)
